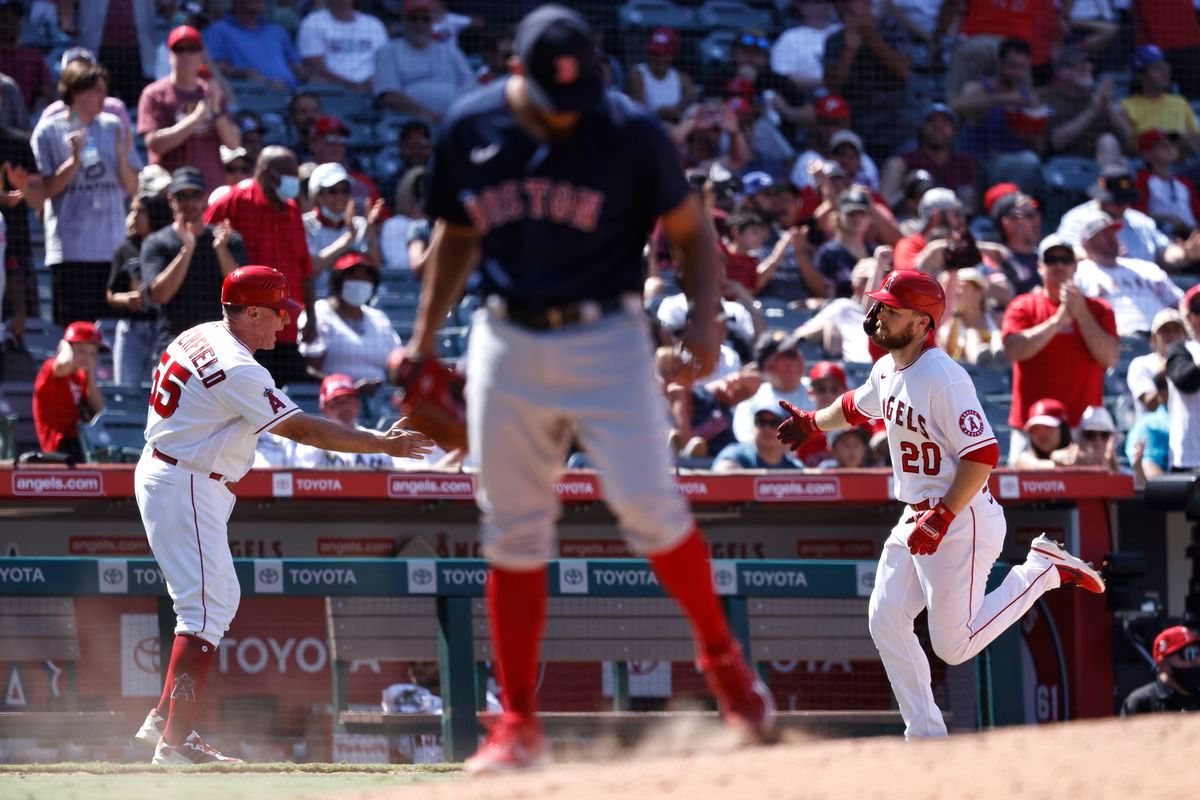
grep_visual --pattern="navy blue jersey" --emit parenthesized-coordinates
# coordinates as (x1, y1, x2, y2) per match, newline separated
(425, 80, 689, 311)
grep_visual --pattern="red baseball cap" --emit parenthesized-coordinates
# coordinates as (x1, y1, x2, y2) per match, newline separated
(983, 182, 1020, 215)
(1185, 284, 1200, 312)
(815, 95, 850, 121)
(333, 252, 377, 272)
(63, 321, 110, 351)
(167, 25, 203, 51)
(319, 373, 359, 407)
(647, 27, 679, 56)
(809, 361, 846, 386)
(311, 115, 350, 139)
(1153, 625, 1200, 665)
(1137, 128, 1173, 152)
(1024, 398, 1068, 431)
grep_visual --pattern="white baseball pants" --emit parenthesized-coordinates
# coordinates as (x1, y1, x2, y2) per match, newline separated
(465, 308, 693, 569)
(867, 495, 1061, 738)
(135, 454, 240, 647)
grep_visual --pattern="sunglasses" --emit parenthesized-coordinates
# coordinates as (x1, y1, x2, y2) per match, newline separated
(172, 45, 203, 54)
(1082, 430, 1112, 441)
(1182, 644, 1200, 662)
(321, 184, 352, 195)
(755, 415, 783, 427)
(739, 34, 770, 50)
(1043, 254, 1075, 265)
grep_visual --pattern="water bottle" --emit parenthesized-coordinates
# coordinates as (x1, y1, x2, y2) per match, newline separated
(80, 136, 101, 170)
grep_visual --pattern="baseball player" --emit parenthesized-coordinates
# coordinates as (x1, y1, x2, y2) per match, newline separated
(132, 266, 432, 764)
(776, 269, 1106, 739)
(404, 4, 776, 773)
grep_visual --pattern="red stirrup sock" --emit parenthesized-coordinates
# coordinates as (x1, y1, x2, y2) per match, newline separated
(486, 565, 548, 718)
(161, 634, 217, 746)
(649, 528, 735, 660)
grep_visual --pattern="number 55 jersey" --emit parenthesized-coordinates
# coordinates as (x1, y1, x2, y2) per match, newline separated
(145, 321, 301, 481)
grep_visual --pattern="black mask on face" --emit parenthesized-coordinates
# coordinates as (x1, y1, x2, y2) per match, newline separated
(1169, 664, 1200, 695)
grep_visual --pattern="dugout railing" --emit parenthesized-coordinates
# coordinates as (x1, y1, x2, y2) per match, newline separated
(0, 556, 1023, 760)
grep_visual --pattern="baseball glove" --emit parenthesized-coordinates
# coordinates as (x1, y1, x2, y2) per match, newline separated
(386, 350, 468, 452)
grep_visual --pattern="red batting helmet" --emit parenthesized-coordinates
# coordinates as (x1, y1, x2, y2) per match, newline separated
(1153, 626, 1200, 665)
(221, 266, 303, 317)
(866, 269, 946, 328)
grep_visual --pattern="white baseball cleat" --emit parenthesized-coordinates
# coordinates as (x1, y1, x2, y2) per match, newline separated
(152, 732, 243, 765)
(133, 707, 166, 749)
(464, 713, 551, 775)
(1030, 534, 1106, 594)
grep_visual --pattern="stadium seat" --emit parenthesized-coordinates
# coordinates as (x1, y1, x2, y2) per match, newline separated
(698, 30, 737, 75)
(80, 411, 146, 463)
(695, 0, 773, 31)
(0, 381, 39, 456)
(101, 385, 149, 418)
(19, 318, 63, 361)
(1042, 156, 1101, 230)
(281, 383, 322, 415)
(618, 0, 698, 31)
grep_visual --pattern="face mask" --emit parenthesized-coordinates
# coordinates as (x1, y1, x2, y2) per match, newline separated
(1170, 665, 1200, 695)
(340, 279, 374, 307)
(276, 174, 300, 202)
(318, 204, 343, 224)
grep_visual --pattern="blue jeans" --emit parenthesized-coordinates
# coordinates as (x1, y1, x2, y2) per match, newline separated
(113, 318, 160, 387)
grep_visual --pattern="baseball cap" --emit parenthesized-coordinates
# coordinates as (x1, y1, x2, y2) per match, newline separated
(983, 182, 1020, 215)
(319, 373, 359, 407)
(727, 210, 766, 231)
(1079, 405, 1115, 433)
(742, 171, 774, 197)
(311, 115, 350, 140)
(168, 166, 205, 195)
(168, 25, 203, 51)
(219, 145, 248, 165)
(1153, 625, 1200, 665)
(1137, 128, 1174, 152)
(953, 267, 988, 289)
(918, 187, 960, 222)
(837, 187, 871, 214)
(903, 169, 935, 201)
(809, 361, 846, 386)
(1151, 307, 1186, 335)
(138, 164, 172, 196)
(309, 161, 351, 193)
(515, 4, 603, 113)
(333, 251, 377, 272)
(60, 47, 96, 71)
(829, 129, 863, 153)
(1090, 167, 1138, 204)
(1038, 233, 1075, 261)
(647, 26, 680, 56)
(922, 102, 957, 126)
(991, 191, 1038, 222)
(1186, 285, 1200, 314)
(1024, 398, 1068, 431)
(63, 321, 110, 351)
(1134, 44, 1165, 70)
(814, 95, 850, 121)
(1079, 209, 1123, 243)
(754, 330, 800, 366)
(222, 266, 303, 316)
(749, 393, 787, 421)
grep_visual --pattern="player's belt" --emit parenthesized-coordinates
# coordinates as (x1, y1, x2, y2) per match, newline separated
(488, 294, 639, 331)
(151, 448, 234, 486)
(909, 487, 991, 512)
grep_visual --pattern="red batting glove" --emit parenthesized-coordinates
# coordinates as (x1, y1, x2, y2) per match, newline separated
(776, 400, 819, 452)
(906, 502, 956, 556)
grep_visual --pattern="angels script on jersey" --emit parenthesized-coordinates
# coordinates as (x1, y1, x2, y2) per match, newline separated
(461, 179, 605, 234)
(883, 395, 929, 438)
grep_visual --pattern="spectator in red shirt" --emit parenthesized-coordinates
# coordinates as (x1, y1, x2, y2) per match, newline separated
(893, 187, 965, 270)
(32, 321, 106, 462)
(0, 1, 52, 112)
(1134, 129, 1200, 237)
(880, 103, 978, 213)
(204, 145, 314, 385)
(1000, 234, 1119, 464)
(308, 115, 381, 215)
(138, 26, 241, 196)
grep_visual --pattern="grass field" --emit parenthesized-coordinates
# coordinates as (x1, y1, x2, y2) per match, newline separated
(0, 763, 461, 800)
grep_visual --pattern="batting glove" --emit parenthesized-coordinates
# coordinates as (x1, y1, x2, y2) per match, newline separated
(906, 502, 955, 556)
(776, 400, 819, 452)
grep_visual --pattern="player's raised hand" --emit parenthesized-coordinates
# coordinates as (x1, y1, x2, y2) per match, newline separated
(776, 400, 819, 451)
(906, 502, 955, 556)
(381, 416, 436, 459)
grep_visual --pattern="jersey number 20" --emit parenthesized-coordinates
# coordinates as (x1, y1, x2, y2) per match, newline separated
(899, 441, 942, 475)
(149, 357, 192, 418)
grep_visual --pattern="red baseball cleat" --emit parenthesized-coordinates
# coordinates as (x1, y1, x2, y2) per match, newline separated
(1030, 534, 1106, 594)
(698, 643, 780, 744)
(464, 713, 550, 775)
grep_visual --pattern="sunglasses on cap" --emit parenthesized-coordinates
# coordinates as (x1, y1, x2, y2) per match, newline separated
(739, 33, 770, 50)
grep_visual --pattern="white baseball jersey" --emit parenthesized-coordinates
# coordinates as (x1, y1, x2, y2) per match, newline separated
(849, 346, 996, 505)
(145, 321, 301, 480)
(1168, 340, 1200, 469)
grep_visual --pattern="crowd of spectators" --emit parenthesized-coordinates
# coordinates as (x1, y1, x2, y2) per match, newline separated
(0, 0, 1199, 475)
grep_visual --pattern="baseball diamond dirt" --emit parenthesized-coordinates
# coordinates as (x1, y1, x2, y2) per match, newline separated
(339, 712, 1200, 800)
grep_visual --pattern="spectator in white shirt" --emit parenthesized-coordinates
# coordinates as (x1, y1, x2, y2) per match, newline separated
(297, 0, 388, 93)
(1134, 128, 1200, 241)
(771, 0, 842, 91)
(1074, 210, 1184, 336)
(381, 166, 426, 272)
(789, 95, 879, 190)
(1127, 307, 1189, 419)
(373, 0, 474, 124)
(1164, 285, 1200, 471)
(303, 161, 382, 297)
(627, 27, 695, 123)
(290, 373, 407, 470)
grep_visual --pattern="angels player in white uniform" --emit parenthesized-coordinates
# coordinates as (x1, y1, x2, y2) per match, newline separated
(777, 269, 1106, 739)
(131, 266, 432, 764)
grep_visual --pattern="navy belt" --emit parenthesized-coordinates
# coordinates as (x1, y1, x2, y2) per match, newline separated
(488, 295, 634, 331)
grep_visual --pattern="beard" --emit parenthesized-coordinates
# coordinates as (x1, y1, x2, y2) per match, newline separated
(870, 317, 924, 350)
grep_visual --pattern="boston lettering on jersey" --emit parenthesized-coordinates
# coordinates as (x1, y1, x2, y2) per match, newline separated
(883, 395, 929, 439)
(462, 179, 605, 235)
(175, 328, 227, 388)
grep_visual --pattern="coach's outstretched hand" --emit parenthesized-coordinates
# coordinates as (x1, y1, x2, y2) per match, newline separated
(906, 502, 956, 556)
(382, 417, 436, 459)
(776, 400, 819, 452)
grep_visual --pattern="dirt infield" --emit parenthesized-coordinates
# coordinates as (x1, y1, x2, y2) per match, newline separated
(346, 713, 1200, 800)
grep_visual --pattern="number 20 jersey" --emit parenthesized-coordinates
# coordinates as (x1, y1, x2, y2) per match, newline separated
(144, 321, 301, 480)
(849, 346, 996, 505)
